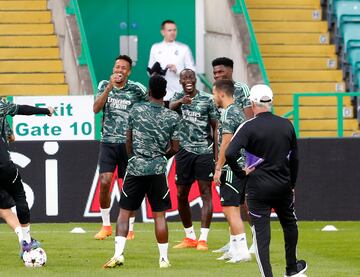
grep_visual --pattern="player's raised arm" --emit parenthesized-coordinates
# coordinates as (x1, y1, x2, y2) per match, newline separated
(93, 78, 114, 113)
(17, 105, 53, 116)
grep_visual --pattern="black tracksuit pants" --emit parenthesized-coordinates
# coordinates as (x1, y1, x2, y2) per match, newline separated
(247, 193, 298, 277)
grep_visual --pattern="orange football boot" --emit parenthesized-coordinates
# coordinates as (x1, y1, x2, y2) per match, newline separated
(94, 226, 112, 240)
(196, 240, 208, 251)
(173, 238, 198, 249)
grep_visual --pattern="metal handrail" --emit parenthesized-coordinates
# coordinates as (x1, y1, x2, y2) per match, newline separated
(232, 0, 269, 85)
(286, 92, 360, 137)
(66, 0, 101, 140)
(66, 0, 98, 92)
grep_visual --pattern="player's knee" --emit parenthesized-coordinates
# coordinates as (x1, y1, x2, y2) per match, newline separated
(99, 175, 111, 189)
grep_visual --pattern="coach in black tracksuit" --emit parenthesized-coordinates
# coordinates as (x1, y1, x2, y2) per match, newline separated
(225, 84, 307, 277)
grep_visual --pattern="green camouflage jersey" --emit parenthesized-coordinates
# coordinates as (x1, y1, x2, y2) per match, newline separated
(171, 90, 219, 155)
(219, 103, 246, 170)
(234, 81, 251, 109)
(97, 79, 147, 143)
(0, 98, 18, 137)
(127, 102, 180, 176)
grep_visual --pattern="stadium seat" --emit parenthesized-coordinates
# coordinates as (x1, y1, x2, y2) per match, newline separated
(328, 0, 360, 27)
(247, 0, 359, 136)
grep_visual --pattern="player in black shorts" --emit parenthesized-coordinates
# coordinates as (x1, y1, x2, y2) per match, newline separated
(0, 97, 54, 256)
(103, 75, 180, 269)
(212, 80, 251, 263)
(93, 55, 147, 240)
(170, 69, 219, 251)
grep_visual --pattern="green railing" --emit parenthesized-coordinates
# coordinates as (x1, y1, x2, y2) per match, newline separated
(197, 73, 212, 91)
(66, 0, 101, 140)
(285, 92, 360, 137)
(66, 0, 98, 92)
(232, 0, 269, 85)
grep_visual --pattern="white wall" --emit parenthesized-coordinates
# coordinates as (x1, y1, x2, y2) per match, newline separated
(204, 0, 248, 84)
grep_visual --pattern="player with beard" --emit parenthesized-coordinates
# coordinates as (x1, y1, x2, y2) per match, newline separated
(212, 57, 253, 119)
(93, 55, 147, 240)
(103, 75, 179, 269)
(170, 69, 219, 251)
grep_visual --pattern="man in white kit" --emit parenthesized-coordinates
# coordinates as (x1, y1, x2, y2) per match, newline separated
(148, 20, 195, 107)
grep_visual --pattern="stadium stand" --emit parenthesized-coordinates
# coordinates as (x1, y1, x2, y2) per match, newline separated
(247, 0, 359, 137)
(0, 0, 68, 96)
(328, 0, 360, 92)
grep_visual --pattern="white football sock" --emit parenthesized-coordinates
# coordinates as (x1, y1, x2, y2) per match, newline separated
(128, 217, 135, 232)
(234, 233, 249, 252)
(199, 228, 210, 242)
(100, 208, 111, 226)
(15, 226, 23, 243)
(184, 226, 196, 240)
(157, 243, 169, 262)
(22, 226, 31, 243)
(114, 236, 126, 257)
(229, 235, 236, 254)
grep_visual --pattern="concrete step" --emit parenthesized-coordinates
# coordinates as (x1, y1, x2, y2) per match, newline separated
(0, 48, 59, 59)
(0, 84, 68, 96)
(0, 35, 58, 47)
(271, 82, 346, 94)
(253, 21, 327, 33)
(0, 60, 63, 73)
(260, 45, 336, 57)
(264, 57, 338, 70)
(248, 8, 322, 21)
(257, 33, 330, 45)
(299, 130, 358, 137)
(0, 1, 47, 11)
(0, 73, 65, 84)
(0, 24, 54, 35)
(0, 11, 51, 23)
(298, 119, 358, 131)
(268, 70, 343, 82)
(275, 106, 352, 119)
(246, 0, 321, 9)
(274, 94, 351, 106)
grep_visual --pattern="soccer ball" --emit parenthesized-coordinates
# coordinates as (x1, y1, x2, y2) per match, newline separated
(22, 247, 47, 267)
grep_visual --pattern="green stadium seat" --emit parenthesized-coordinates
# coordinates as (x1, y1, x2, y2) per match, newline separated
(335, 1, 360, 28)
(343, 23, 360, 53)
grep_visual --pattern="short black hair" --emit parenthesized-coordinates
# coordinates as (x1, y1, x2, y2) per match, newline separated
(213, 79, 234, 97)
(116, 55, 133, 68)
(149, 75, 167, 100)
(212, 57, 234, 69)
(161, 19, 176, 29)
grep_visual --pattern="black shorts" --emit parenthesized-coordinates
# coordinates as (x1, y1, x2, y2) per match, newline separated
(119, 174, 171, 212)
(219, 169, 245, 206)
(175, 149, 214, 185)
(98, 142, 128, 178)
(0, 188, 15, 209)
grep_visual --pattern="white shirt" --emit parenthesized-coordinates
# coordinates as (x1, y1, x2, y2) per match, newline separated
(148, 41, 195, 101)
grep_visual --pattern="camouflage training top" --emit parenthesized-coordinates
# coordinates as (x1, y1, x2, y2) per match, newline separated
(0, 98, 18, 137)
(97, 80, 147, 143)
(219, 103, 246, 170)
(127, 102, 180, 176)
(234, 81, 251, 109)
(171, 90, 219, 155)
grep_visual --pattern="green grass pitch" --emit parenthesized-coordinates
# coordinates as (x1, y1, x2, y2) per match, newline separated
(0, 221, 359, 276)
